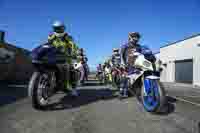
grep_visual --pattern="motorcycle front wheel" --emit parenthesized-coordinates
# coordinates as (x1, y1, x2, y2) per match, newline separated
(141, 78, 166, 112)
(28, 72, 55, 110)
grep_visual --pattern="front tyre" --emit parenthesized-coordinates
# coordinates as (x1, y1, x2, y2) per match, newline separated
(141, 78, 166, 112)
(28, 72, 51, 110)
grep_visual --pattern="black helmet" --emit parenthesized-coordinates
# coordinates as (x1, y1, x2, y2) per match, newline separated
(128, 32, 141, 42)
(113, 48, 119, 53)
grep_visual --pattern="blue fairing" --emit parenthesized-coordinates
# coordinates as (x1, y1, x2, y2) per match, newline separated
(31, 44, 43, 59)
(31, 44, 57, 64)
(143, 78, 159, 111)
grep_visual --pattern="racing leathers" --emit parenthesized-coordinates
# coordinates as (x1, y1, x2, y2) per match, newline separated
(119, 42, 142, 97)
(48, 32, 79, 96)
(111, 50, 121, 88)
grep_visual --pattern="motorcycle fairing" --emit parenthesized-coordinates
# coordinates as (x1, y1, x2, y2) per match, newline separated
(145, 75, 160, 80)
(127, 71, 144, 85)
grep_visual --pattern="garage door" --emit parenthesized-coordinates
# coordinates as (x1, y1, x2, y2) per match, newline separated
(175, 59, 193, 83)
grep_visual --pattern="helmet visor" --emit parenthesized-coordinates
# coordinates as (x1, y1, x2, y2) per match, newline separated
(54, 26, 65, 33)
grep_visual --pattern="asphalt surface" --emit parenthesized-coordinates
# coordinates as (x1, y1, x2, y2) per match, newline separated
(164, 82, 200, 104)
(0, 80, 200, 133)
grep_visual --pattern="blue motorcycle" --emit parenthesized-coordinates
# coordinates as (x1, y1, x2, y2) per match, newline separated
(28, 43, 79, 109)
(127, 45, 166, 112)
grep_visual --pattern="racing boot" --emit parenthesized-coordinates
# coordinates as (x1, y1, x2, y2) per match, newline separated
(118, 88, 124, 99)
(71, 88, 79, 97)
(71, 82, 79, 97)
(122, 88, 128, 98)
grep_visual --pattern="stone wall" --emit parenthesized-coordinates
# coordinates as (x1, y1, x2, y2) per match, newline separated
(0, 43, 34, 84)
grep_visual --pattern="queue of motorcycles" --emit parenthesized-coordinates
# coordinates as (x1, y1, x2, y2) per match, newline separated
(29, 41, 165, 113)
(97, 46, 166, 113)
(28, 43, 89, 109)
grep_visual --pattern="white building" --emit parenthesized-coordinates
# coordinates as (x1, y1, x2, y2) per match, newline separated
(157, 34, 200, 86)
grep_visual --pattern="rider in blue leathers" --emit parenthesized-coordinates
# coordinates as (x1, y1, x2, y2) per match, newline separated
(119, 32, 142, 98)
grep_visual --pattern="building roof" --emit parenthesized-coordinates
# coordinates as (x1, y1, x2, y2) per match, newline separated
(160, 33, 200, 48)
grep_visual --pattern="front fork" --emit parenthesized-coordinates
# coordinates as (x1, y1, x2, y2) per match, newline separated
(47, 72, 57, 97)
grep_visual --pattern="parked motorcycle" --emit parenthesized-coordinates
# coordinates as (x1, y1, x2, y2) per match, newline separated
(127, 46, 166, 112)
(28, 43, 80, 109)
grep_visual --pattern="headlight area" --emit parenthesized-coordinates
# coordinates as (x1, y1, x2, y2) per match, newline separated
(143, 61, 151, 67)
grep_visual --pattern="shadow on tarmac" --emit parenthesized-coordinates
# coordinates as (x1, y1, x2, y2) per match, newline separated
(155, 96, 176, 115)
(0, 84, 28, 107)
(43, 88, 118, 111)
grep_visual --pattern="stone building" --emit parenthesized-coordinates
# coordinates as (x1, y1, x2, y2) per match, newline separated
(0, 31, 33, 84)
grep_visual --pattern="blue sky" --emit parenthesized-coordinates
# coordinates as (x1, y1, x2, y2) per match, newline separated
(0, 0, 200, 70)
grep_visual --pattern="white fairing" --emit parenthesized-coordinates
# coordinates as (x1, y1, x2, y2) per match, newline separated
(134, 54, 154, 71)
(127, 71, 144, 85)
(145, 75, 160, 80)
(73, 61, 85, 83)
(74, 62, 82, 70)
(105, 67, 111, 74)
(127, 52, 155, 85)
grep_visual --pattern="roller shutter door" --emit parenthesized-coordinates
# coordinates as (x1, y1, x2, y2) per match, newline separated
(175, 59, 193, 83)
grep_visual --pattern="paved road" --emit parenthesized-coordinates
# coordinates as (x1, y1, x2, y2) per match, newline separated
(0, 81, 200, 133)
(163, 82, 200, 105)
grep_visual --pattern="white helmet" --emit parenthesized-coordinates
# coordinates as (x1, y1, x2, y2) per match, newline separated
(52, 21, 65, 33)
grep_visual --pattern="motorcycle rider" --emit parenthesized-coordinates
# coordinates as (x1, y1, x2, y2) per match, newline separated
(104, 58, 112, 83)
(48, 21, 79, 97)
(76, 48, 88, 84)
(111, 48, 121, 88)
(79, 48, 89, 81)
(83, 55, 89, 81)
(111, 48, 121, 67)
(96, 63, 103, 79)
(119, 32, 142, 98)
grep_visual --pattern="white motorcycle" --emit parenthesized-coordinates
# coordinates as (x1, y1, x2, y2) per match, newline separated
(127, 46, 166, 112)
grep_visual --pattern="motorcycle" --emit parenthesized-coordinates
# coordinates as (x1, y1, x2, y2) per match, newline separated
(104, 66, 112, 84)
(74, 61, 85, 85)
(127, 46, 166, 112)
(111, 66, 121, 89)
(96, 70, 105, 84)
(28, 43, 80, 109)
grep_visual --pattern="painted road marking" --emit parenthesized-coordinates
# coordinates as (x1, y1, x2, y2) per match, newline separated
(182, 95, 200, 98)
(168, 95, 200, 107)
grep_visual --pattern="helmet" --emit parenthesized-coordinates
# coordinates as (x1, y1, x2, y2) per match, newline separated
(80, 48, 84, 52)
(128, 32, 141, 42)
(78, 48, 84, 55)
(113, 48, 119, 53)
(52, 21, 65, 33)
